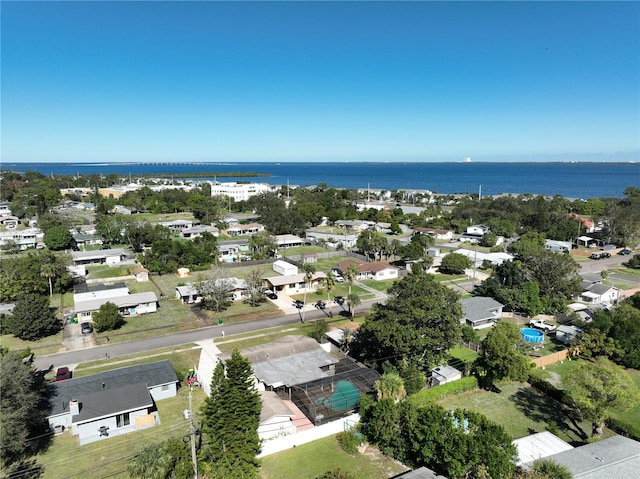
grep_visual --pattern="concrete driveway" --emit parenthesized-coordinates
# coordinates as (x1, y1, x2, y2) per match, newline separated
(62, 320, 98, 352)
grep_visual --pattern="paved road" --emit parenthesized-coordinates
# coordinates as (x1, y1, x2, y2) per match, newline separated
(578, 254, 630, 273)
(35, 252, 637, 373)
(34, 297, 381, 373)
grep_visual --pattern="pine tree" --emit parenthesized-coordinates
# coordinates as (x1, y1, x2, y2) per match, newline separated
(200, 350, 261, 478)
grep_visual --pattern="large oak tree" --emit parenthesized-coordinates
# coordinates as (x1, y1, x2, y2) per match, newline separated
(352, 272, 462, 372)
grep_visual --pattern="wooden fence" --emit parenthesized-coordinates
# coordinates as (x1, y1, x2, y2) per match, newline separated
(530, 349, 570, 368)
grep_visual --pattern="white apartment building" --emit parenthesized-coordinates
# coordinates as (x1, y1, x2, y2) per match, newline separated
(209, 182, 273, 202)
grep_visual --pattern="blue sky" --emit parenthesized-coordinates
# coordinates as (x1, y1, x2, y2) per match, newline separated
(2, 1, 639, 163)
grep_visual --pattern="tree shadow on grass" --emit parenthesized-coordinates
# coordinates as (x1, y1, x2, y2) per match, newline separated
(509, 386, 589, 444)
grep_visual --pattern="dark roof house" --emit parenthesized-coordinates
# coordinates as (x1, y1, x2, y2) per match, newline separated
(47, 360, 178, 445)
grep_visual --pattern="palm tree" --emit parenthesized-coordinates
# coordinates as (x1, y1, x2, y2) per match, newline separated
(127, 443, 173, 479)
(345, 264, 360, 295)
(374, 372, 407, 402)
(347, 292, 361, 320)
(325, 271, 336, 318)
(40, 262, 57, 297)
(301, 262, 316, 322)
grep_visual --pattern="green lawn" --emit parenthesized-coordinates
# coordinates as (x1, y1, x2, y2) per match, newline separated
(260, 435, 408, 479)
(437, 381, 599, 444)
(448, 346, 479, 363)
(361, 279, 397, 292)
(0, 332, 64, 356)
(86, 264, 137, 279)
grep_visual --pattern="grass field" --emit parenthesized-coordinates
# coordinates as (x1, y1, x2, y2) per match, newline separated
(437, 381, 602, 444)
(260, 435, 408, 479)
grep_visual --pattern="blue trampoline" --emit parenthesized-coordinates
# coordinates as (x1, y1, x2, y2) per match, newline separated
(521, 327, 544, 343)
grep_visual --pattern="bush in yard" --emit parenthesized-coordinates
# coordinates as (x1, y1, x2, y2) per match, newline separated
(336, 430, 362, 455)
(92, 302, 125, 332)
(309, 319, 328, 343)
(317, 469, 357, 479)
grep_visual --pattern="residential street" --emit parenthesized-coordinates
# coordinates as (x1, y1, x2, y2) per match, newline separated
(33, 296, 382, 373)
(33, 253, 639, 374)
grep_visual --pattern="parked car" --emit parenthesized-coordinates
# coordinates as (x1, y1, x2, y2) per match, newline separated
(529, 319, 557, 332)
(590, 253, 602, 259)
(619, 249, 632, 255)
(55, 367, 72, 381)
(81, 322, 93, 334)
(263, 289, 278, 300)
(601, 252, 611, 258)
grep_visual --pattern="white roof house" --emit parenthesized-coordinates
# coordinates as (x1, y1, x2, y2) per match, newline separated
(175, 277, 248, 303)
(453, 248, 513, 268)
(209, 182, 273, 202)
(513, 431, 573, 467)
(74, 292, 158, 321)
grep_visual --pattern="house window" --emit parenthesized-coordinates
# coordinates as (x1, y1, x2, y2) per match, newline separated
(116, 413, 130, 428)
(162, 385, 169, 391)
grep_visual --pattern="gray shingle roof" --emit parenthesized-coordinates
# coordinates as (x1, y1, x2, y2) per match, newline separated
(48, 360, 178, 417)
(543, 435, 640, 479)
(459, 297, 503, 324)
(73, 383, 152, 423)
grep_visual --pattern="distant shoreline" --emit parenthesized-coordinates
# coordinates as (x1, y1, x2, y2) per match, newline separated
(2, 160, 638, 166)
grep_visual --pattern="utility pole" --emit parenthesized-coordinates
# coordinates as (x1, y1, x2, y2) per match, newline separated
(188, 387, 198, 479)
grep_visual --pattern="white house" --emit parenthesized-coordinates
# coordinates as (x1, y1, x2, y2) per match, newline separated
(46, 361, 178, 445)
(459, 224, 490, 243)
(74, 291, 158, 321)
(226, 223, 265, 236)
(305, 229, 359, 249)
(0, 228, 44, 250)
(580, 283, 620, 305)
(264, 272, 327, 294)
(273, 260, 298, 276)
(413, 228, 454, 241)
(180, 224, 219, 239)
(459, 296, 504, 329)
(453, 248, 513, 268)
(336, 260, 399, 281)
(545, 240, 572, 254)
(209, 182, 273, 202)
(71, 249, 127, 266)
(175, 277, 248, 304)
(275, 234, 304, 248)
(73, 283, 129, 303)
(258, 391, 296, 440)
(161, 219, 193, 233)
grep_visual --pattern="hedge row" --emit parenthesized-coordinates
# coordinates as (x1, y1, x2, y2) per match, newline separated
(410, 376, 479, 405)
(605, 418, 640, 441)
(527, 374, 573, 407)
